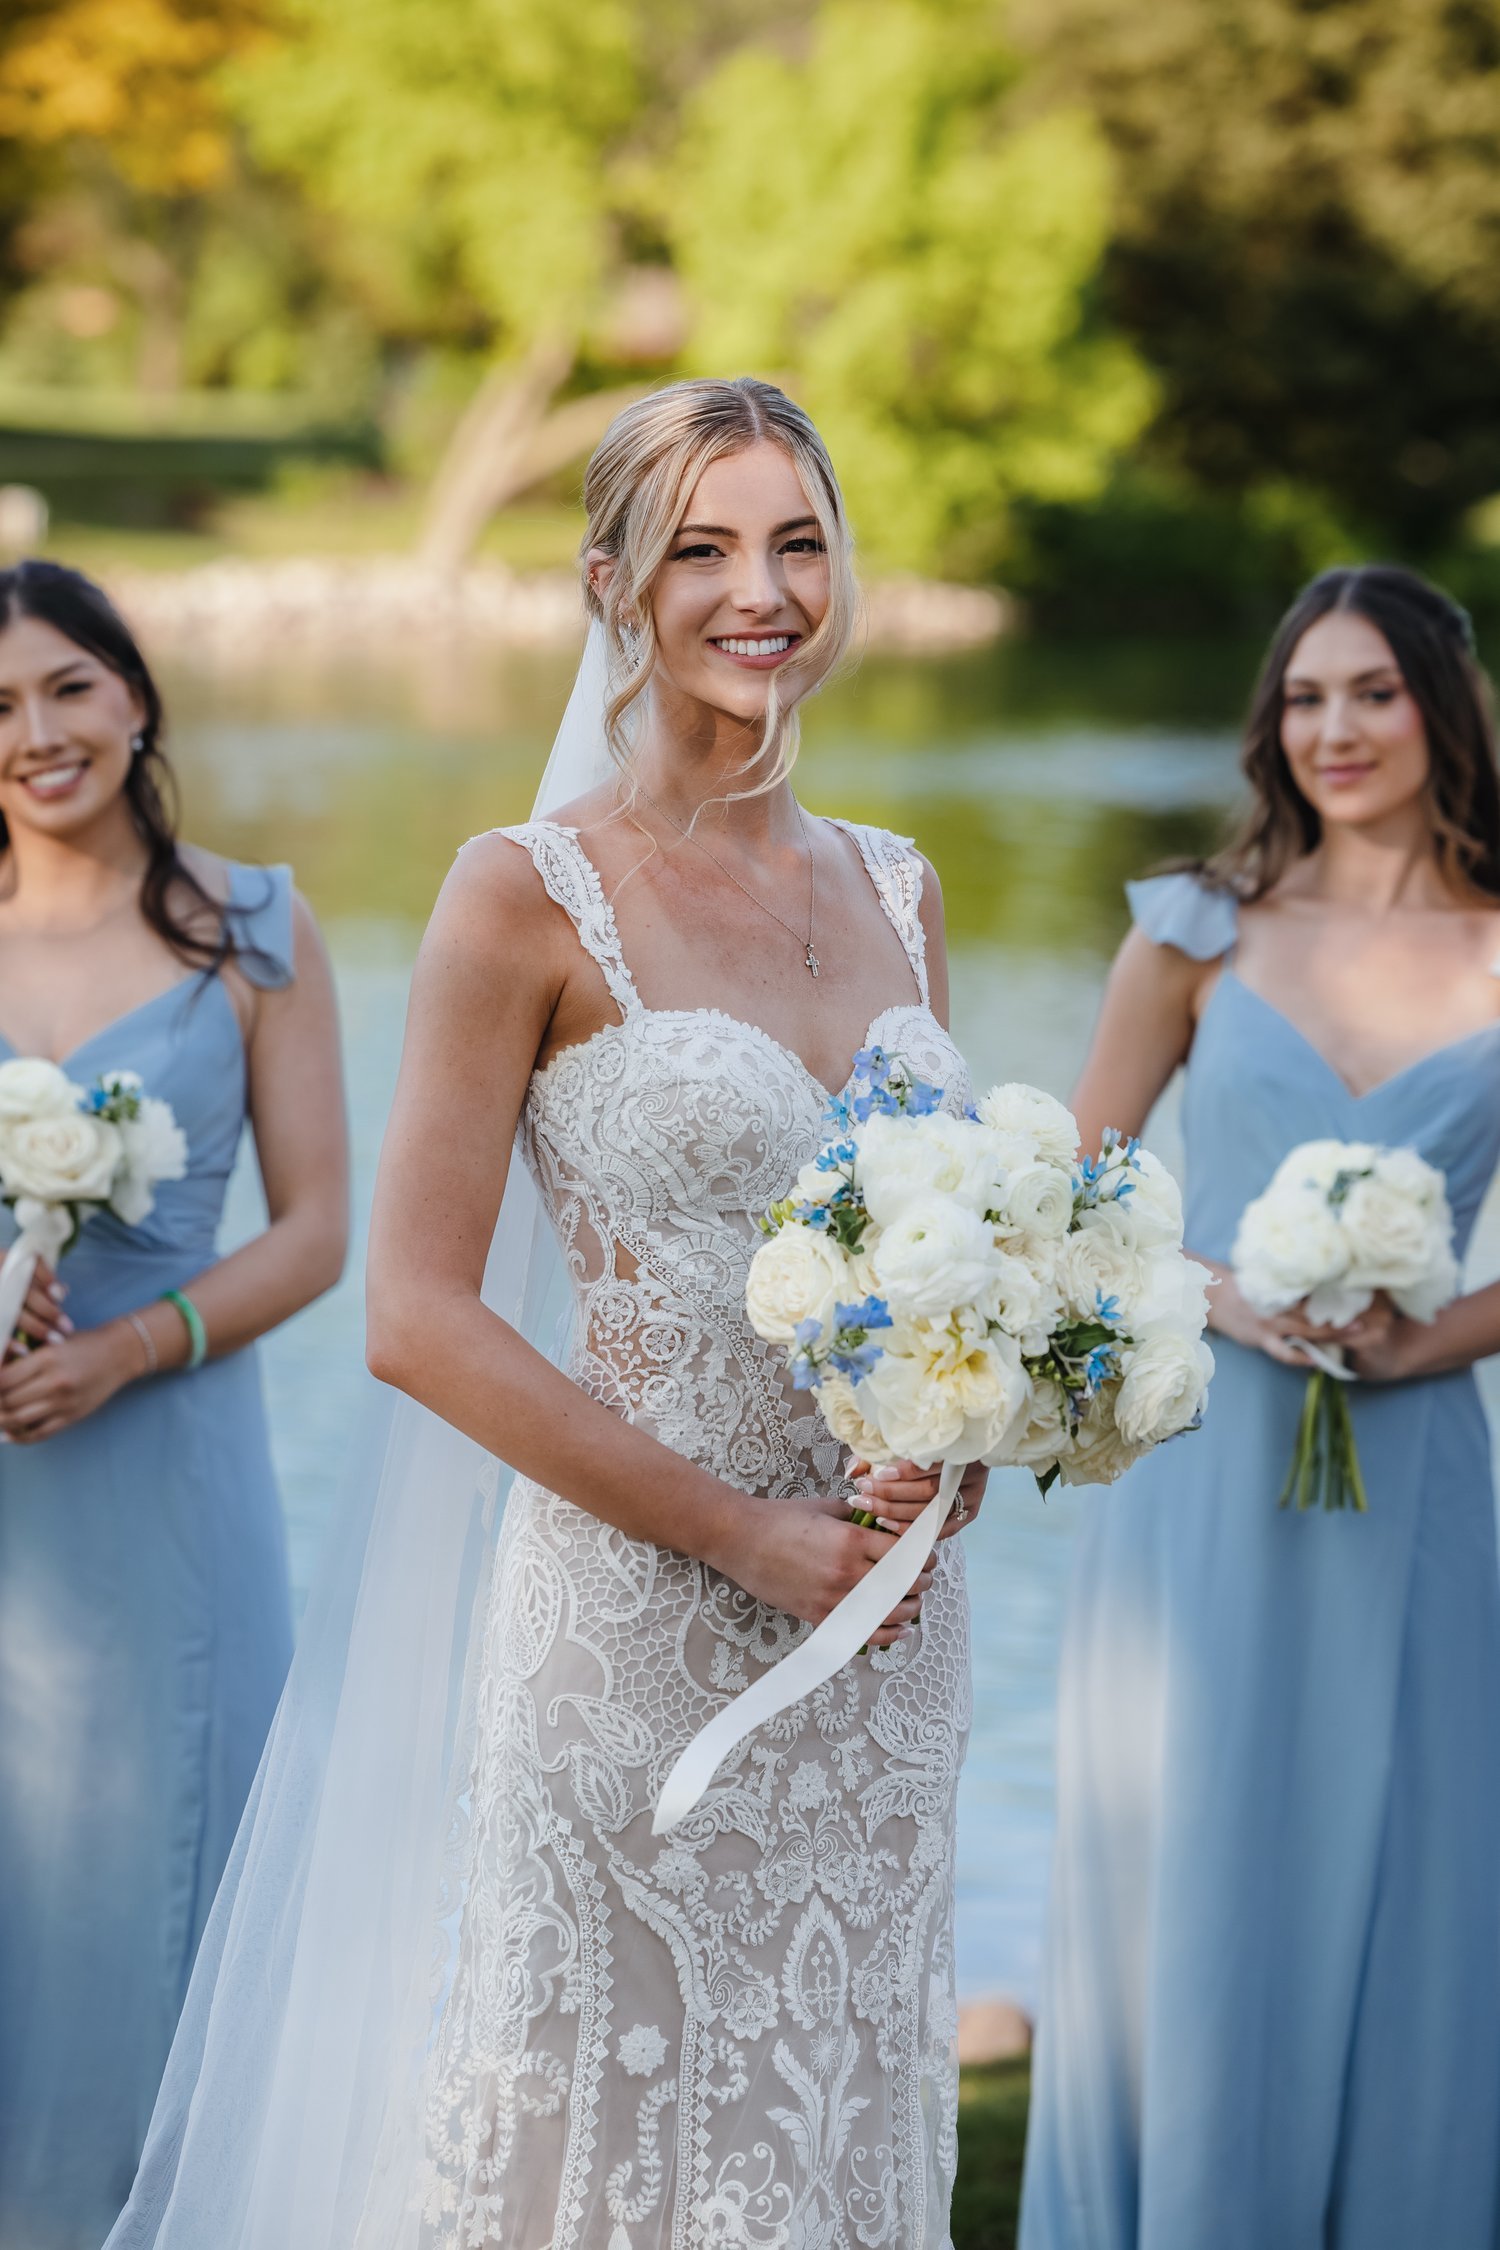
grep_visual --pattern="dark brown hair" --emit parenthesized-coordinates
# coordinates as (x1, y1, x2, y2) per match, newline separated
(0, 559, 236, 971)
(1202, 564, 1500, 901)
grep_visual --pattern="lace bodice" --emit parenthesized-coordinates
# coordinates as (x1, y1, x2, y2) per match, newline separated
(415, 818, 976, 2249)
(512, 818, 963, 1501)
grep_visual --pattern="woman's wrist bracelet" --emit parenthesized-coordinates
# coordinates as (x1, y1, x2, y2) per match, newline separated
(123, 1310, 159, 1376)
(160, 1288, 208, 1370)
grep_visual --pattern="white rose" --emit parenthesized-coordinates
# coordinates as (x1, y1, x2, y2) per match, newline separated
(976, 1082, 1080, 1169)
(1092, 1152, 1187, 1260)
(0, 1057, 81, 1123)
(111, 1098, 188, 1226)
(1115, 1331, 1214, 1448)
(1370, 1145, 1446, 1208)
(1391, 1247, 1460, 1324)
(856, 1112, 999, 1226)
(994, 1160, 1074, 1242)
(1132, 1248, 1216, 1339)
(1059, 1227, 1145, 1324)
(745, 1226, 855, 1346)
(815, 1371, 887, 1464)
(1339, 1173, 1447, 1294)
(1004, 1384, 1071, 1475)
(870, 1195, 1004, 1321)
(1057, 1398, 1148, 1487)
(0, 1108, 121, 1205)
(1232, 1189, 1351, 1314)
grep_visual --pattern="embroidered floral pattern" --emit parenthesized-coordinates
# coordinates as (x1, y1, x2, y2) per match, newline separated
(416, 820, 971, 2248)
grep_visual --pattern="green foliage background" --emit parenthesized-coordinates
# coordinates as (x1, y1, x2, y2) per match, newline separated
(4, 0, 1500, 620)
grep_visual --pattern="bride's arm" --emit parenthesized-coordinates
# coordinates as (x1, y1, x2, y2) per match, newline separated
(365, 837, 928, 1644)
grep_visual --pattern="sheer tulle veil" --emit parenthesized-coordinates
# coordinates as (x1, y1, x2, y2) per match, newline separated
(108, 624, 616, 2249)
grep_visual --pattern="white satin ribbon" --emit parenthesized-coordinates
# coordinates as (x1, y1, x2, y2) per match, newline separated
(0, 1201, 71, 1363)
(1286, 1336, 1356, 1381)
(652, 1457, 965, 1834)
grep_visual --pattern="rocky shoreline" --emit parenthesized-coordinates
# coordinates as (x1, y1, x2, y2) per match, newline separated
(109, 554, 1010, 665)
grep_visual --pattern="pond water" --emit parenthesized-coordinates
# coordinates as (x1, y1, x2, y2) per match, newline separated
(164, 629, 1498, 2010)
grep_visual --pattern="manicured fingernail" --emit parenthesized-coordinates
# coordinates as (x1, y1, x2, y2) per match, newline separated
(58, 1316, 73, 1334)
(872, 1464, 900, 1482)
(48, 1282, 66, 1301)
(876, 1517, 899, 1533)
(50, 1328, 68, 1345)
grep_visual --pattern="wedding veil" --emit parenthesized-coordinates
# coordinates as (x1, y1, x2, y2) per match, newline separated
(108, 624, 616, 2249)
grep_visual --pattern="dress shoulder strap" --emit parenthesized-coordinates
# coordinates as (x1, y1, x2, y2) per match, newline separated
(487, 821, 640, 1018)
(1126, 871, 1239, 962)
(827, 818, 929, 1007)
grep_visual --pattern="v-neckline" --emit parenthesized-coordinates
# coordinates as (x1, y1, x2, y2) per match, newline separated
(0, 973, 201, 1070)
(1221, 969, 1500, 1103)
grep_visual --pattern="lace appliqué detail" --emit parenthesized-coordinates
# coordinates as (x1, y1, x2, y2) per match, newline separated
(417, 821, 969, 2249)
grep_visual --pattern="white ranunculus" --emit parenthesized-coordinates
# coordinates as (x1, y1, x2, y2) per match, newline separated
(1116, 1331, 1214, 1448)
(869, 1195, 1004, 1321)
(0, 1107, 121, 1205)
(995, 1159, 1074, 1241)
(1060, 1227, 1145, 1324)
(745, 1226, 855, 1347)
(0, 1057, 81, 1123)
(856, 1112, 999, 1227)
(976, 1082, 1080, 1169)
(1233, 1189, 1351, 1315)
(111, 1097, 188, 1225)
(1270, 1138, 1377, 1196)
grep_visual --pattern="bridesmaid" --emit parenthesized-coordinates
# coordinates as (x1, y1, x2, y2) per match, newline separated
(1021, 565, 1500, 2249)
(0, 561, 347, 2250)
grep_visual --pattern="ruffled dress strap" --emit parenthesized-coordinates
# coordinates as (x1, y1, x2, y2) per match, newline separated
(1126, 870, 1239, 962)
(492, 821, 640, 1020)
(223, 862, 296, 990)
(827, 818, 929, 1007)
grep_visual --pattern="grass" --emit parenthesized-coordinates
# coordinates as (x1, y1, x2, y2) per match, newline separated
(955, 2060, 1031, 2248)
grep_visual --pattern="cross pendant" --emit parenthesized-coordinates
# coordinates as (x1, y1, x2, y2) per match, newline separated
(805, 943, 821, 978)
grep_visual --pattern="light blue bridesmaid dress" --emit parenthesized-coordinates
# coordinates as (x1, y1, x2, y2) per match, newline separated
(0, 866, 297, 2250)
(1021, 873, 1500, 2250)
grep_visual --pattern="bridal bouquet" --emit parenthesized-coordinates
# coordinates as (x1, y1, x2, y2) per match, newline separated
(653, 1051, 1213, 1831)
(1232, 1138, 1458, 1511)
(0, 1057, 187, 1354)
(746, 1049, 1215, 1493)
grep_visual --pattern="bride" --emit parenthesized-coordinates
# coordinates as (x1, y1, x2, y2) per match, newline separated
(110, 377, 986, 2250)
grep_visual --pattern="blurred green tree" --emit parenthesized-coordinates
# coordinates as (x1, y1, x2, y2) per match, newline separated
(664, 0, 1155, 577)
(1018, 0, 1500, 548)
(227, 0, 682, 567)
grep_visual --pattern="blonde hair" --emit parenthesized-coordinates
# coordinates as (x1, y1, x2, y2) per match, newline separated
(581, 376, 859, 798)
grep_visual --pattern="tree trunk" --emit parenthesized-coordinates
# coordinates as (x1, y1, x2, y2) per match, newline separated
(416, 335, 647, 574)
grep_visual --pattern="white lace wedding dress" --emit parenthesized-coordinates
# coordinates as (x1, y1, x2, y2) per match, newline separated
(415, 817, 974, 2250)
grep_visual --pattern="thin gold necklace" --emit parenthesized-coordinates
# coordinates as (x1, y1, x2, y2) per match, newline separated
(638, 785, 820, 977)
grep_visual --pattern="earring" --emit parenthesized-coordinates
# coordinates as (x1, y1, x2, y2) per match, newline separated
(130, 731, 146, 754)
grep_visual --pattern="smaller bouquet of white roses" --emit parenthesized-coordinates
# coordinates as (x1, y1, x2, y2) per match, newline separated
(0, 1057, 187, 1356)
(1232, 1138, 1459, 1511)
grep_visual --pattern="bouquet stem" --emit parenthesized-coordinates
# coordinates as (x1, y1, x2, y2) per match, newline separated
(1279, 1368, 1368, 1513)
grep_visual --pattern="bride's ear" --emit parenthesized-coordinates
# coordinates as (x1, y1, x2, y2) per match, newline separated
(585, 548, 617, 611)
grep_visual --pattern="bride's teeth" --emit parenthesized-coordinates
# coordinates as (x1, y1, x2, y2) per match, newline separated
(718, 637, 791, 656)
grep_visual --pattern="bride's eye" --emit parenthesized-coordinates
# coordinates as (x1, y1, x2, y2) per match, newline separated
(781, 536, 826, 556)
(670, 542, 723, 562)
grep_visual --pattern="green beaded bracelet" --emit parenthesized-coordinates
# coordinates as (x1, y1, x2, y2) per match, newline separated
(161, 1288, 208, 1370)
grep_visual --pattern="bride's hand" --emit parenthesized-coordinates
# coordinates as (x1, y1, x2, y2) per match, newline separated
(715, 1494, 935, 1650)
(846, 1456, 987, 1540)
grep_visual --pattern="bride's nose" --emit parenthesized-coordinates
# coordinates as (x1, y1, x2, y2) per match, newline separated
(726, 544, 786, 616)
